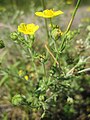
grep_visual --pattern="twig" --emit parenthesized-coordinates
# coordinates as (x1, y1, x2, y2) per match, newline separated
(77, 68, 90, 74)
(45, 44, 59, 65)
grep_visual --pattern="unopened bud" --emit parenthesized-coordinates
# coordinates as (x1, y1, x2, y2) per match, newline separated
(0, 40, 5, 49)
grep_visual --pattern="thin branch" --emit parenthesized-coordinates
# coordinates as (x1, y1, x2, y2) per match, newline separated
(45, 44, 59, 65)
(77, 68, 90, 74)
(65, 0, 81, 33)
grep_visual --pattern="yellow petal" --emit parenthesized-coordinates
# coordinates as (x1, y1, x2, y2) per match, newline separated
(54, 10, 63, 16)
(35, 12, 44, 17)
(34, 25, 39, 31)
(26, 24, 39, 35)
(35, 9, 63, 18)
(18, 23, 26, 33)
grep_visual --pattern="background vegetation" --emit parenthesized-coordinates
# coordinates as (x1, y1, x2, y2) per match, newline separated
(0, 0, 90, 120)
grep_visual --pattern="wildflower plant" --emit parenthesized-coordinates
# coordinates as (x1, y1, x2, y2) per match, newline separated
(1, 0, 90, 119)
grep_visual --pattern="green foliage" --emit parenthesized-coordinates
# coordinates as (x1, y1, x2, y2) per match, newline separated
(0, 0, 90, 119)
(12, 94, 24, 105)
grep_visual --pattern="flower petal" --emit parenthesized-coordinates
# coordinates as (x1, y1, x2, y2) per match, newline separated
(18, 23, 26, 33)
(35, 12, 44, 17)
(54, 10, 63, 16)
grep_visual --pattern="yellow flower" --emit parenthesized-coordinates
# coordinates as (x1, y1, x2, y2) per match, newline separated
(18, 23, 39, 35)
(24, 75, 29, 81)
(35, 9, 63, 18)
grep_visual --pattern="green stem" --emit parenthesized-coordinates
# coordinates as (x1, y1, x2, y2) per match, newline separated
(65, 0, 81, 33)
(52, 38, 58, 53)
(28, 48, 39, 81)
(49, 18, 61, 71)
(42, 62, 47, 79)
(49, 18, 58, 52)
(50, 18, 53, 28)
(41, 0, 49, 39)
(45, 19, 49, 39)
(24, 35, 39, 81)
(60, 0, 81, 52)
(41, 0, 46, 9)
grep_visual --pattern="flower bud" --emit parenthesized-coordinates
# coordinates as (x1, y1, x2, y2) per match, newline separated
(0, 40, 5, 49)
(10, 32, 18, 40)
(51, 28, 62, 40)
(67, 97, 74, 104)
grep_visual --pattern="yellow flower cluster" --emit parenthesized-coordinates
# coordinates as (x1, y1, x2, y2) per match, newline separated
(18, 9, 63, 36)
(18, 23, 39, 35)
(35, 9, 63, 18)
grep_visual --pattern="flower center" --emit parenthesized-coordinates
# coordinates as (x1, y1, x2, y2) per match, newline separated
(44, 10, 54, 16)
